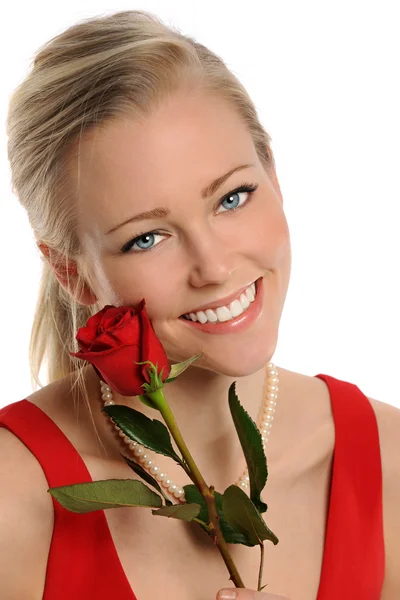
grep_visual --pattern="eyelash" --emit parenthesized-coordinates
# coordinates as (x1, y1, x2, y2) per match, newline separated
(119, 182, 259, 255)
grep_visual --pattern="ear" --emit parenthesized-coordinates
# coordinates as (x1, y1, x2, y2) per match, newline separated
(37, 242, 98, 306)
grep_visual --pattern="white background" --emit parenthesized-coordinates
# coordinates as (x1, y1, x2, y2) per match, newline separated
(0, 1, 399, 408)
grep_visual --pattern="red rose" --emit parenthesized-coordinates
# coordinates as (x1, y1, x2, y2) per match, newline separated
(70, 299, 170, 396)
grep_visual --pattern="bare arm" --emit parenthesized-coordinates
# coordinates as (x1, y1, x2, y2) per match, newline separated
(0, 428, 54, 600)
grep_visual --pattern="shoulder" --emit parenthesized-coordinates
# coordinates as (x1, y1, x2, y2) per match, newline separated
(368, 395, 400, 477)
(0, 427, 54, 599)
(26, 368, 102, 457)
(367, 396, 400, 598)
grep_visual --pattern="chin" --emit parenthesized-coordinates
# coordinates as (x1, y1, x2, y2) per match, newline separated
(188, 342, 277, 379)
(162, 320, 278, 378)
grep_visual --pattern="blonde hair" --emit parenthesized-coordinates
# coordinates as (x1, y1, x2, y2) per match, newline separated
(6, 10, 274, 405)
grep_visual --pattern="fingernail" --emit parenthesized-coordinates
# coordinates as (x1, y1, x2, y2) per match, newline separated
(217, 591, 237, 600)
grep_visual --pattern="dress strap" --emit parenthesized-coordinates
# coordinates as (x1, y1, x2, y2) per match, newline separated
(315, 374, 385, 599)
(0, 399, 136, 599)
(0, 399, 92, 485)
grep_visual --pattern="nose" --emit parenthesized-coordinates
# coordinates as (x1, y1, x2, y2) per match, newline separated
(186, 227, 237, 288)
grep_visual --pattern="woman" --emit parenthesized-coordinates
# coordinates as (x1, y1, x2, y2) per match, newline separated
(0, 9, 398, 600)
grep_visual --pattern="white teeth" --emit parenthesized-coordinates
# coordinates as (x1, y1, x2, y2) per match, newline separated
(229, 299, 244, 318)
(239, 293, 250, 310)
(245, 287, 255, 302)
(205, 309, 218, 322)
(197, 311, 208, 324)
(183, 280, 258, 324)
(215, 306, 232, 322)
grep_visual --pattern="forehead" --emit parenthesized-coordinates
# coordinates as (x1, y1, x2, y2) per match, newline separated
(72, 91, 258, 230)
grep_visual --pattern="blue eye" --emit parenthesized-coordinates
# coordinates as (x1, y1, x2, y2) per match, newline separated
(119, 181, 259, 255)
(120, 231, 165, 254)
(216, 183, 258, 213)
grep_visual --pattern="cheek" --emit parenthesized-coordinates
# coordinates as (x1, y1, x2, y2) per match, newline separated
(135, 259, 186, 319)
(145, 285, 184, 321)
(236, 201, 289, 262)
(263, 214, 290, 260)
(101, 255, 183, 317)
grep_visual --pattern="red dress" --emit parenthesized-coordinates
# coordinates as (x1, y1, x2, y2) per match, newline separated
(0, 374, 385, 599)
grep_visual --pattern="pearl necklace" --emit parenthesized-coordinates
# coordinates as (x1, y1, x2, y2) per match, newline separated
(100, 362, 279, 503)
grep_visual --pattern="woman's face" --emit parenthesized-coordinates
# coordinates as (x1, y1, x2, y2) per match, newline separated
(73, 90, 292, 377)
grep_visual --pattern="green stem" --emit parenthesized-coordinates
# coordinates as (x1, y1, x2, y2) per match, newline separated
(147, 388, 245, 588)
(193, 517, 210, 530)
(258, 543, 265, 591)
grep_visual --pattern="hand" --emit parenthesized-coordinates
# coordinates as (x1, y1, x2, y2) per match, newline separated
(217, 589, 291, 600)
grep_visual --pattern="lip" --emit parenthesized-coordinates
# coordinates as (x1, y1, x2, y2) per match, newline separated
(180, 279, 258, 316)
(178, 277, 264, 335)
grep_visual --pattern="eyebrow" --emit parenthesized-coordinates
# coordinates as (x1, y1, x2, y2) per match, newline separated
(105, 163, 255, 235)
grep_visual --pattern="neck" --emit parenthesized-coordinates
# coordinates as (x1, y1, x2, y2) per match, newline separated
(83, 363, 282, 490)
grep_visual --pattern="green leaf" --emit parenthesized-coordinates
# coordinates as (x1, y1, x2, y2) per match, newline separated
(165, 353, 203, 383)
(103, 404, 183, 465)
(222, 485, 279, 547)
(121, 454, 173, 506)
(152, 502, 202, 521)
(183, 485, 253, 546)
(48, 479, 163, 514)
(228, 382, 268, 513)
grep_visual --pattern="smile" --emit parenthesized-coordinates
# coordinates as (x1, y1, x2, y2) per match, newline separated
(178, 277, 263, 335)
(181, 281, 256, 324)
